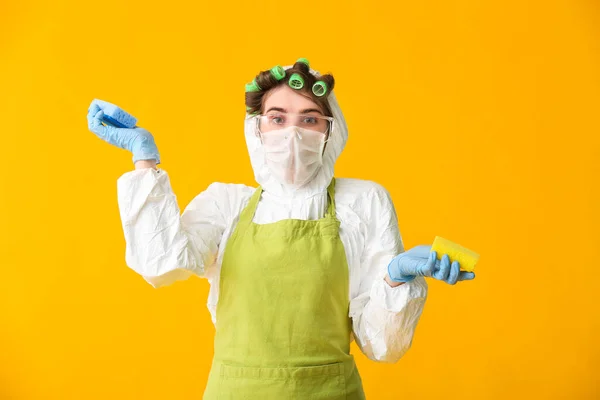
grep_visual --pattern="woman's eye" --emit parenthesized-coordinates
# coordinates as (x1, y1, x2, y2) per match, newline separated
(269, 116, 284, 124)
(302, 117, 318, 124)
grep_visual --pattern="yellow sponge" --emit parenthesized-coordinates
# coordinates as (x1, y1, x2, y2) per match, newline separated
(431, 236, 480, 272)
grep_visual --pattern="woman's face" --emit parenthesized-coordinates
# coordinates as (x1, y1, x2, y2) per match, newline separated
(259, 85, 331, 136)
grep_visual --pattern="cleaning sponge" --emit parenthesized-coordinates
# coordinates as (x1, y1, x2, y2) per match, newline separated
(431, 236, 479, 272)
(92, 99, 137, 129)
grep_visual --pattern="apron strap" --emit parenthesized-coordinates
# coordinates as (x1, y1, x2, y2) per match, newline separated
(325, 178, 336, 218)
(237, 185, 264, 227)
(237, 178, 338, 226)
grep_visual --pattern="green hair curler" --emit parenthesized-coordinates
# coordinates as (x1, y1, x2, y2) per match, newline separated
(312, 80, 328, 97)
(245, 79, 261, 92)
(288, 73, 304, 90)
(270, 65, 286, 81)
(296, 58, 310, 68)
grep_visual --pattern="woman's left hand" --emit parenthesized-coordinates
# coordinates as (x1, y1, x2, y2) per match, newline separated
(429, 252, 476, 284)
(387, 245, 476, 285)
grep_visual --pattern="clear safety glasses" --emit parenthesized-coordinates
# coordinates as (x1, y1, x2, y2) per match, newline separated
(254, 112, 334, 136)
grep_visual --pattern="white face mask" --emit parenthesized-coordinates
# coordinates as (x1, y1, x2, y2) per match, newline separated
(260, 126, 326, 187)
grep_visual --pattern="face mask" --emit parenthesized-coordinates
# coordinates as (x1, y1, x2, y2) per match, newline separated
(259, 126, 326, 187)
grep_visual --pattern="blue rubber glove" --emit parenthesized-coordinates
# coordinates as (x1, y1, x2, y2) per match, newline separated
(387, 245, 476, 285)
(87, 102, 161, 164)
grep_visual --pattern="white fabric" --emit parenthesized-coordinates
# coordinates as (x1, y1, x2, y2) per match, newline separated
(115, 70, 428, 363)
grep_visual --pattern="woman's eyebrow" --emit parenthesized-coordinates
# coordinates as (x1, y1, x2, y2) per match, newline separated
(265, 107, 287, 113)
(299, 108, 324, 115)
(265, 107, 324, 115)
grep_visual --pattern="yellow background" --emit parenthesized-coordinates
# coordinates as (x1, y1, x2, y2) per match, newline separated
(1, 0, 599, 399)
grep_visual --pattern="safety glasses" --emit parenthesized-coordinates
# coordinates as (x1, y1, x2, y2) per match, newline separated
(253, 112, 334, 136)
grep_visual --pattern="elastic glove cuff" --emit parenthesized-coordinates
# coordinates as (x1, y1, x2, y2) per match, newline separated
(132, 152, 161, 164)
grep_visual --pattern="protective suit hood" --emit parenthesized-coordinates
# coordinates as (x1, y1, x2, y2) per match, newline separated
(244, 66, 348, 198)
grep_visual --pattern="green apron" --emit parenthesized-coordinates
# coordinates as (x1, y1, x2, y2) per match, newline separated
(203, 179, 366, 400)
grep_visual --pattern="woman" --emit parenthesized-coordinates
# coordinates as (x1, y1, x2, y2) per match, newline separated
(87, 58, 475, 400)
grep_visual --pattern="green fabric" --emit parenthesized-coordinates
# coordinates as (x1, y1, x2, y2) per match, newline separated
(203, 179, 366, 400)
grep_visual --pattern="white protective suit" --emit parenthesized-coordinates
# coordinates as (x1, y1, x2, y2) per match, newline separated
(116, 87, 428, 363)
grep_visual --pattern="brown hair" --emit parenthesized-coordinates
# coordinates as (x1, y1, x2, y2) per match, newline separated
(245, 61, 335, 117)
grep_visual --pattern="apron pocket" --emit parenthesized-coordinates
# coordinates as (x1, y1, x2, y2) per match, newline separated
(217, 362, 347, 400)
